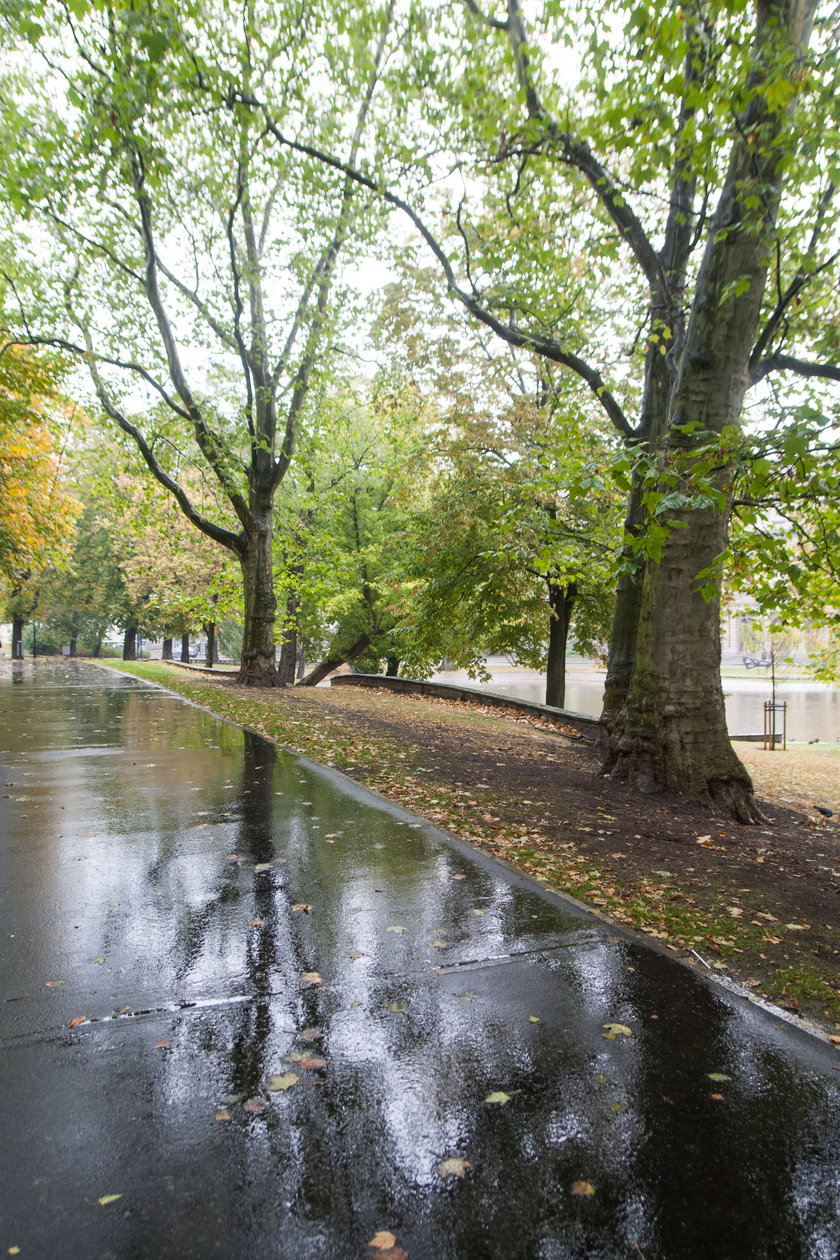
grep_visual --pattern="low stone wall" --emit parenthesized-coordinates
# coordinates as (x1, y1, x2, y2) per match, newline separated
(330, 673, 601, 739)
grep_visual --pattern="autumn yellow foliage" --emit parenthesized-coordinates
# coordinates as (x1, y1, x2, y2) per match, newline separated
(0, 346, 81, 588)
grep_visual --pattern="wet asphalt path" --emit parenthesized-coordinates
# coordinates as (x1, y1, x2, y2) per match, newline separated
(1, 660, 839, 1259)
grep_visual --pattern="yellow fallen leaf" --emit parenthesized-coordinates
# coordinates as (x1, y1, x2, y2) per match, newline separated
(68, 1015, 90, 1029)
(485, 1091, 511, 1105)
(571, 1181, 595, 1196)
(602, 1023, 633, 1040)
(97, 1194, 123, 1206)
(437, 1157, 472, 1179)
(785, 923, 810, 931)
(266, 1072, 300, 1091)
(291, 903, 311, 913)
(300, 972, 322, 984)
(369, 1232, 397, 1250)
(214, 1110, 232, 1122)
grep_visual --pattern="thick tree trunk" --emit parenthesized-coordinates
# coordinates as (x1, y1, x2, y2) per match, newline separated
(297, 633, 373, 687)
(605, 502, 761, 822)
(123, 625, 138, 661)
(180, 634, 190, 663)
(236, 520, 282, 686)
(545, 581, 576, 709)
(385, 654, 400, 677)
(161, 637, 173, 661)
(11, 615, 24, 659)
(68, 636, 77, 657)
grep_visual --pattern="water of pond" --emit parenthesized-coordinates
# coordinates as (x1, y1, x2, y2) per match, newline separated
(2, 659, 840, 1259)
(431, 660, 840, 743)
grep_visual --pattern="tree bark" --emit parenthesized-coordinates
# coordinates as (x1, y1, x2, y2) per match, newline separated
(278, 576, 301, 686)
(385, 654, 400, 677)
(161, 637, 173, 661)
(123, 625, 138, 661)
(180, 634, 190, 663)
(235, 517, 282, 686)
(297, 632, 373, 687)
(203, 621, 217, 667)
(11, 615, 24, 659)
(68, 636, 77, 657)
(603, 0, 817, 821)
(545, 580, 576, 709)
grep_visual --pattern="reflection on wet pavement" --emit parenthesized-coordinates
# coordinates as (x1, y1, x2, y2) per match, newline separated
(1, 660, 839, 1259)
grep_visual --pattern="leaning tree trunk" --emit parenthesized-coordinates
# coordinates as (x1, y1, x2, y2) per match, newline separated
(545, 580, 577, 709)
(236, 515, 282, 686)
(122, 625, 138, 661)
(297, 633, 373, 687)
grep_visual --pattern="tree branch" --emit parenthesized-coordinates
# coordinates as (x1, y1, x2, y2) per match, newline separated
(247, 109, 634, 440)
(750, 353, 840, 385)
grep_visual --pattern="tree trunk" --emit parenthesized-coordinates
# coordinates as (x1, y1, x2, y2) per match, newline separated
(68, 636, 77, 657)
(278, 577, 301, 686)
(236, 520, 282, 686)
(161, 637, 173, 661)
(604, 0, 816, 822)
(203, 621, 217, 667)
(545, 580, 576, 709)
(11, 615, 24, 659)
(123, 625, 137, 661)
(180, 634, 190, 663)
(385, 654, 400, 677)
(297, 633, 373, 687)
(601, 481, 646, 728)
(605, 501, 761, 821)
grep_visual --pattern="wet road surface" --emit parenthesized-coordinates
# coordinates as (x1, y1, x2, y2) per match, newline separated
(1, 660, 839, 1259)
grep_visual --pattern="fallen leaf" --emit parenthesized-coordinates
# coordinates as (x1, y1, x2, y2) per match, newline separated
(68, 1015, 90, 1029)
(248, 919, 265, 927)
(472, 909, 485, 916)
(386, 1001, 406, 1013)
(266, 1072, 300, 1092)
(214, 1110, 232, 1123)
(452, 873, 466, 880)
(484, 1091, 511, 1105)
(8, 1247, 21, 1255)
(707, 1072, 731, 1082)
(785, 923, 810, 931)
(324, 832, 343, 839)
(44, 980, 66, 988)
(369, 1232, 397, 1250)
(154, 1041, 172, 1050)
(97, 1194, 123, 1206)
(300, 972, 321, 984)
(298, 1027, 321, 1041)
(528, 1016, 540, 1023)
(291, 903, 312, 913)
(727, 908, 743, 918)
(345, 950, 365, 959)
(710, 1093, 725, 1101)
(457, 991, 478, 1001)
(696, 835, 712, 842)
(243, 1097, 268, 1113)
(222, 1093, 241, 1104)
(602, 1023, 633, 1040)
(827, 1035, 840, 1045)
(297, 1057, 327, 1070)
(386, 925, 406, 934)
(90, 957, 105, 964)
(571, 1181, 595, 1197)
(437, 1157, 472, 1179)
(428, 940, 448, 949)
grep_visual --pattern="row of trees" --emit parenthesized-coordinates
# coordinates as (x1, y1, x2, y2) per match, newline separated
(1, 0, 838, 822)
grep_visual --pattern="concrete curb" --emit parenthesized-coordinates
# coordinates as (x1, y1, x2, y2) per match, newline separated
(330, 672, 601, 739)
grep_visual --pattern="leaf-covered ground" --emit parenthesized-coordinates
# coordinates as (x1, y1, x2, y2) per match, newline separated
(105, 662, 840, 1034)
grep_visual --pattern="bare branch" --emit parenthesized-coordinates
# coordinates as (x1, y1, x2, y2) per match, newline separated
(750, 353, 840, 385)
